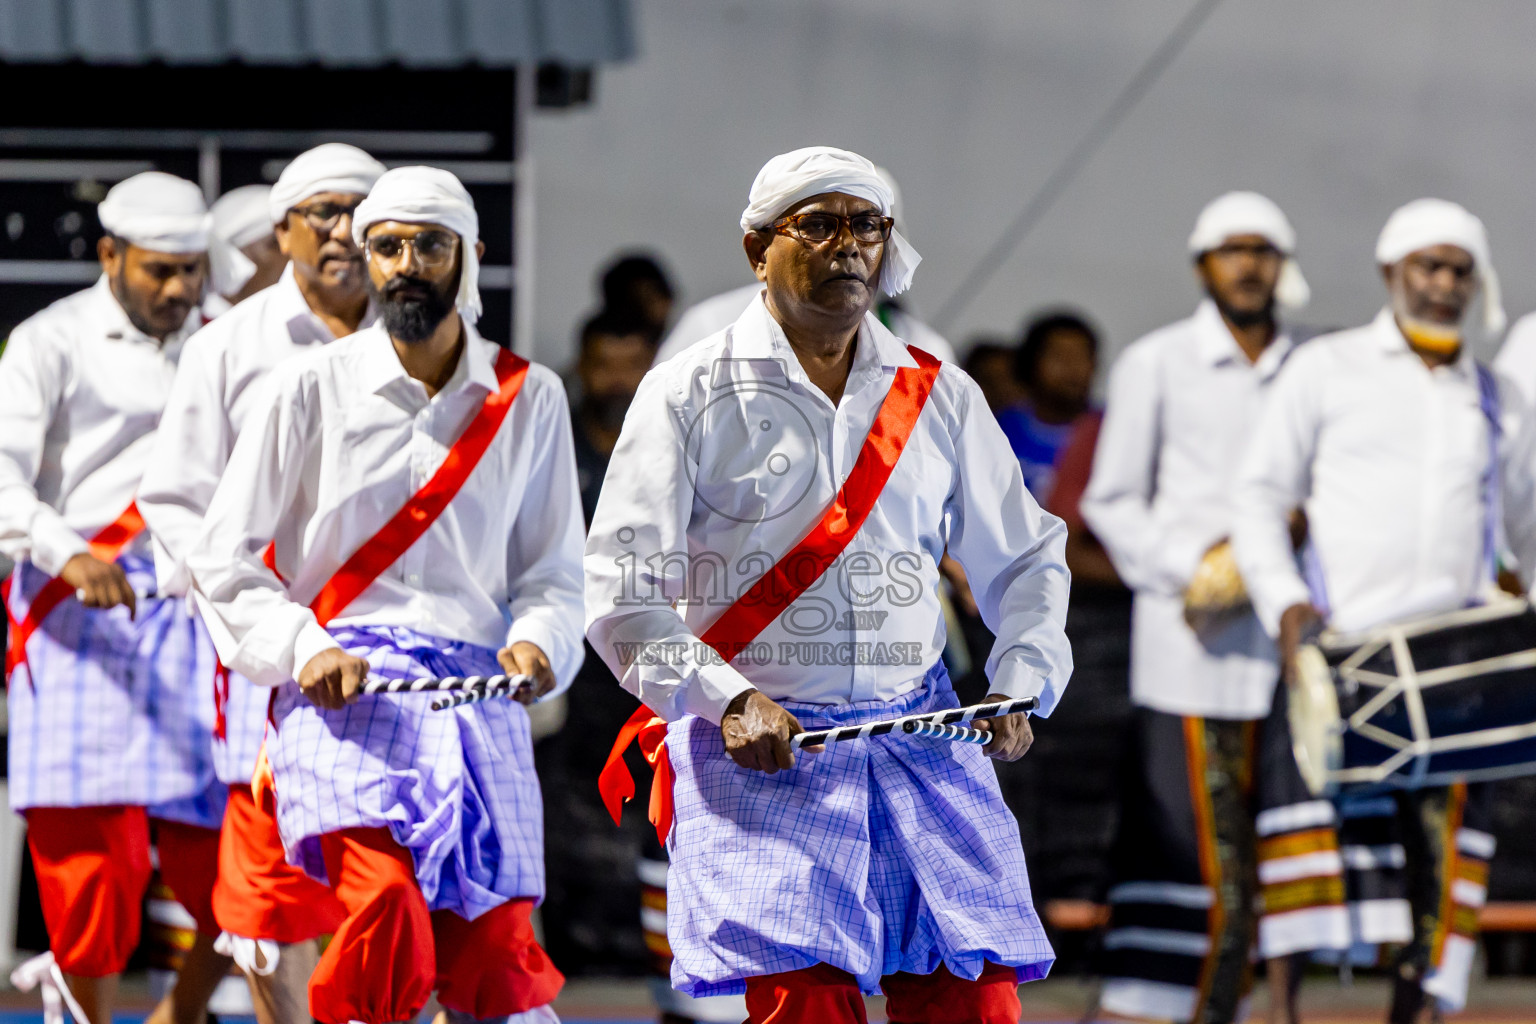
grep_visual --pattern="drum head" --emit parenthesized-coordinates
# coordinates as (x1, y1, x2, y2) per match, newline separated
(1289, 643, 1342, 796)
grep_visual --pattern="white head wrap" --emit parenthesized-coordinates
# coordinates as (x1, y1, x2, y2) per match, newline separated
(97, 171, 209, 253)
(353, 166, 482, 324)
(268, 143, 386, 225)
(740, 146, 921, 295)
(1375, 198, 1505, 334)
(207, 185, 273, 297)
(1188, 191, 1310, 309)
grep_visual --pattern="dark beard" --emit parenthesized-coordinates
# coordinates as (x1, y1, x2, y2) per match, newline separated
(376, 274, 454, 343)
(1213, 293, 1276, 329)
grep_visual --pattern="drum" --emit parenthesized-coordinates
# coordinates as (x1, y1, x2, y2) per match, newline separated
(1290, 596, 1536, 795)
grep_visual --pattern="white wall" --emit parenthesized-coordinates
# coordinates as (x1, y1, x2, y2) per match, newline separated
(527, 0, 1536, 371)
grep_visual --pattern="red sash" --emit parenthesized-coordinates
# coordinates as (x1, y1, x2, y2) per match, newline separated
(250, 346, 529, 796)
(2, 501, 145, 687)
(599, 346, 942, 843)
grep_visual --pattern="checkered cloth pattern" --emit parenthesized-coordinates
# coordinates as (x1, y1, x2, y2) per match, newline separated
(268, 624, 543, 921)
(6, 554, 219, 821)
(213, 665, 268, 785)
(664, 661, 1054, 998)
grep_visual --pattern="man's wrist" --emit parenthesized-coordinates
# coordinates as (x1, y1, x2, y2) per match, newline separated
(723, 688, 759, 718)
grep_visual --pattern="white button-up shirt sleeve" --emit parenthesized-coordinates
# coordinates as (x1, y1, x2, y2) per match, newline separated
(584, 370, 759, 725)
(188, 367, 327, 685)
(941, 371, 1072, 713)
(501, 387, 588, 694)
(1230, 351, 1325, 636)
(138, 334, 231, 594)
(0, 320, 88, 573)
(1495, 313, 1536, 412)
(1493, 372, 1536, 587)
(1080, 341, 1208, 596)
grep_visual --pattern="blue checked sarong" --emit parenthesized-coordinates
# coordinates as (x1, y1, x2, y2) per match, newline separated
(268, 625, 543, 921)
(664, 661, 1054, 998)
(6, 554, 220, 825)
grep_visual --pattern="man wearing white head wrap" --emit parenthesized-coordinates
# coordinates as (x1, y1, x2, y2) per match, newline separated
(206, 184, 285, 313)
(186, 161, 581, 1024)
(0, 168, 232, 1024)
(1082, 190, 1327, 1024)
(137, 140, 387, 1024)
(587, 147, 1068, 1021)
(1233, 199, 1536, 1022)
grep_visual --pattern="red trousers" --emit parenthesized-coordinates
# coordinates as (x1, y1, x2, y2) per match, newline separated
(25, 805, 221, 978)
(743, 961, 1022, 1024)
(211, 783, 346, 943)
(308, 827, 564, 1024)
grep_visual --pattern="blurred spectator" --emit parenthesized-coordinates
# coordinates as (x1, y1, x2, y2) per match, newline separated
(996, 311, 1098, 499)
(536, 312, 658, 977)
(959, 336, 1027, 413)
(991, 312, 1132, 965)
(600, 253, 676, 342)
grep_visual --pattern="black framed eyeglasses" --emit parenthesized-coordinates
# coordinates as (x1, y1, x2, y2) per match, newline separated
(290, 200, 362, 234)
(772, 212, 893, 245)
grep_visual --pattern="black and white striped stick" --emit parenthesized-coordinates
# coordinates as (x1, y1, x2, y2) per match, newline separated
(359, 674, 520, 695)
(430, 676, 532, 711)
(789, 696, 1037, 750)
(902, 719, 990, 745)
(357, 673, 532, 711)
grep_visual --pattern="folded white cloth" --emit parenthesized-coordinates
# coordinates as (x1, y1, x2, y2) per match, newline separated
(97, 171, 208, 253)
(267, 142, 386, 224)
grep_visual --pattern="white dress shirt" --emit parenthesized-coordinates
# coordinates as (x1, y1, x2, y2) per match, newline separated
(1081, 300, 1294, 720)
(1493, 310, 1536, 411)
(585, 295, 1072, 726)
(186, 323, 587, 692)
(0, 277, 199, 574)
(139, 266, 375, 596)
(1233, 309, 1536, 637)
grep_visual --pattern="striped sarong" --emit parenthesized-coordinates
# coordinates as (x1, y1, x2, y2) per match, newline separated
(663, 661, 1053, 998)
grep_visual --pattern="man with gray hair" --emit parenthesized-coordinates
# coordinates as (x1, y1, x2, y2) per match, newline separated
(138, 142, 385, 1024)
(188, 166, 583, 1024)
(1234, 198, 1536, 1023)
(0, 170, 227, 1024)
(587, 146, 1068, 1023)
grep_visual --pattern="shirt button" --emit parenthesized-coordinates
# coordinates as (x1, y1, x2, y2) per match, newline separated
(407, 573, 422, 585)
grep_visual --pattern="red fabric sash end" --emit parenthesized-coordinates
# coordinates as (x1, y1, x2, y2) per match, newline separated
(598, 704, 675, 845)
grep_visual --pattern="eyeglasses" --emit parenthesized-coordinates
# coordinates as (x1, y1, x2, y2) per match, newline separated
(290, 200, 362, 234)
(772, 212, 893, 245)
(365, 231, 458, 267)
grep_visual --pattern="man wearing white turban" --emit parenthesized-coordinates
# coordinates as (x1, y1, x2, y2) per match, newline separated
(205, 184, 286, 315)
(1082, 190, 1328, 1024)
(138, 142, 385, 1024)
(1233, 199, 1536, 1022)
(187, 165, 583, 1024)
(0, 170, 232, 1024)
(586, 146, 1069, 1023)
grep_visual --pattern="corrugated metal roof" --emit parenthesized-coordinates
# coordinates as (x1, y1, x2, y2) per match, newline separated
(0, 0, 634, 67)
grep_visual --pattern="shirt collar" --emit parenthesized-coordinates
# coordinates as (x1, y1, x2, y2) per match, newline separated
(1191, 298, 1295, 380)
(356, 318, 500, 398)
